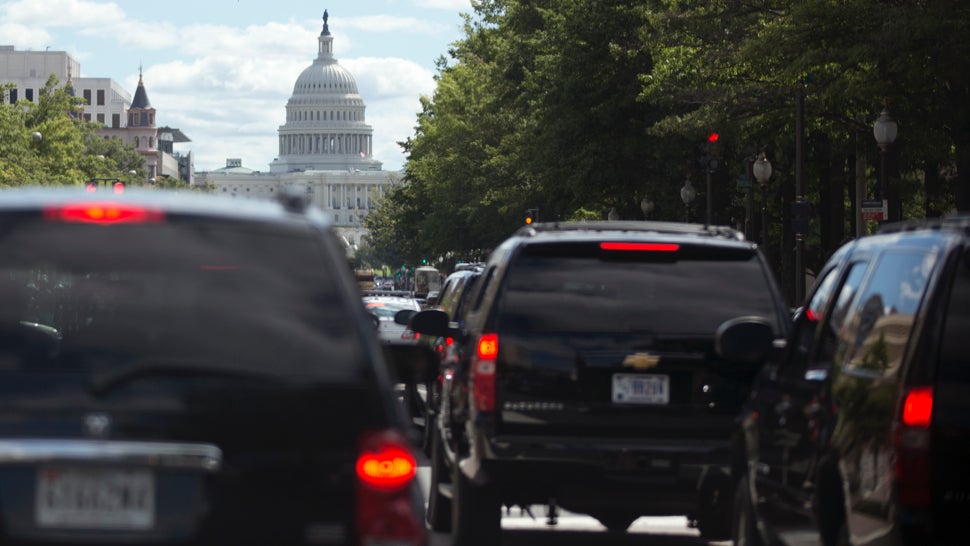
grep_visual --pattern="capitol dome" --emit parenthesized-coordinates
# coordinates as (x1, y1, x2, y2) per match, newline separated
(270, 10, 380, 173)
(293, 61, 359, 95)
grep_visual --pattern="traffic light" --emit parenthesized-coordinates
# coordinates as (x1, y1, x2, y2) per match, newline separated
(421, 258, 427, 265)
(702, 132, 720, 173)
(524, 208, 537, 225)
(85, 181, 98, 192)
(112, 181, 126, 194)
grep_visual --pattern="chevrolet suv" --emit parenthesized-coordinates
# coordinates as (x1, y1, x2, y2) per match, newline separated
(408, 220, 791, 543)
(732, 216, 970, 546)
(0, 188, 428, 545)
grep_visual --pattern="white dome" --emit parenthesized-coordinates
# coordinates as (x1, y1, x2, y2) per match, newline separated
(293, 60, 359, 95)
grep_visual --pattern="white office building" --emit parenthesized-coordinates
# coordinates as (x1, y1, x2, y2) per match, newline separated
(0, 46, 131, 128)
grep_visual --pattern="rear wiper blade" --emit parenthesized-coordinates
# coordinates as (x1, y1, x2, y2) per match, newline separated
(89, 357, 283, 397)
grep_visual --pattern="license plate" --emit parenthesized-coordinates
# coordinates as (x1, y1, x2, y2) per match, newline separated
(35, 467, 155, 530)
(612, 373, 669, 404)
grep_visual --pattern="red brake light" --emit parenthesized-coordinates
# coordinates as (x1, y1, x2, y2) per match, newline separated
(477, 333, 499, 360)
(894, 386, 933, 507)
(600, 242, 680, 252)
(902, 386, 933, 428)
(472, 333, 498, 413)
(44, 203, 164, 225)
(355, 430, 424, 545)
(356, 431, 416, 491)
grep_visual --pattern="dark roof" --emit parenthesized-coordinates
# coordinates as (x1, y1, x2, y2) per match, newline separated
(131, 74, 152, 109)
(157, 126, 191, 143)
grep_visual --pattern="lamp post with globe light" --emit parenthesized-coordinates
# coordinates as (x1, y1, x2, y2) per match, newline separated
(873, 101, 898, 219)
(641, 196, 654, 220)
(752, 153, 772, 248)
(680, 176, 696, 223)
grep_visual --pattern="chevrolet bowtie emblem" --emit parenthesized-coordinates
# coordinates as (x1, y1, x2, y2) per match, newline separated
(622, 353, 661, 369)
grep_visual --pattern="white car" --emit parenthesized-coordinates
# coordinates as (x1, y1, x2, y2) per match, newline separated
(362, 292, 422, 344)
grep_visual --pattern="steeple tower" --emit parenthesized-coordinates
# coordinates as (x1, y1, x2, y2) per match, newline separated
(130, 65, 152, 110)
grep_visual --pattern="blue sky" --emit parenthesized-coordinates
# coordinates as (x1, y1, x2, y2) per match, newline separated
(0, 0, 472, 171)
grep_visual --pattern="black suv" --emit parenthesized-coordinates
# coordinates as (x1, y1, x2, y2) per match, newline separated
(408, 220, 791, 543)
(405, 267, 484, 454)
(0, 188, 428, 545)
(732, 217, 970, 546)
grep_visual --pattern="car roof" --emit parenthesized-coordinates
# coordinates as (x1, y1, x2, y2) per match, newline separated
(509, 220, 755, 250)
(0, 187, 330, 228)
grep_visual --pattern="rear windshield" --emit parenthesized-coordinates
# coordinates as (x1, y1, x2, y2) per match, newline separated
(499, 242, 783, 336)
(0, 215, 362, 379)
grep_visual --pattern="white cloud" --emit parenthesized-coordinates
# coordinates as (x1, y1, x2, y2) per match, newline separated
(413, 0, 472, 10)
(0, 0, 125, 27)
(0, 23, 51, 49)
(339, 14, 451, 35)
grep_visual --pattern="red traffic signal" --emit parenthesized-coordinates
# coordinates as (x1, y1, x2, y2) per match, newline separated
(707, 132, 719, 143)
(85, 181, 98, 193)
(112, 181, 126, 194)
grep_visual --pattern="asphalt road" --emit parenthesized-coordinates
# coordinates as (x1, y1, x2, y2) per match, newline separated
(416, 466, 732, 546)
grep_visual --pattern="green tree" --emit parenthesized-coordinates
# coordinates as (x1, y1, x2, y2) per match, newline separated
(0, 75, 145, 187)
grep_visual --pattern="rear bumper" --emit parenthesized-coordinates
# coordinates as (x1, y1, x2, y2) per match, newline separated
(468, 432, 732, 514)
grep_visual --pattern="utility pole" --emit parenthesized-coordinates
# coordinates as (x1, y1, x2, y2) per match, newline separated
(794, 84, 806, 305)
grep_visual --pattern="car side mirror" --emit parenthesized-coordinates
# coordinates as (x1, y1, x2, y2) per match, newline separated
(406, 309, 452, 337)
(716, 316, 776, 364)
(394, 309, 417, 326)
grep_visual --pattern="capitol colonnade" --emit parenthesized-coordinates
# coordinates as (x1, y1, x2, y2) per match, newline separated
(278, 133, 373, 158)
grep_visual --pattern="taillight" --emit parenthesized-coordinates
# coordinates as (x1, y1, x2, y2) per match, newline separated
(44, 202, 164, 224)
(355, 430, 424, 546)
(902, 387, 933, 427)
(471, 333, 498, 413)
(400, 330, 418, 341)
(894, 386, 933, 507)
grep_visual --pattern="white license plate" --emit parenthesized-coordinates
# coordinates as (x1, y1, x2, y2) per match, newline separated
(35, 467, 155, 530)
(612, 373, 669, 404)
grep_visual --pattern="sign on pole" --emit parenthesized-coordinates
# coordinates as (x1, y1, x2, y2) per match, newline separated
(861, 199, 887, 221)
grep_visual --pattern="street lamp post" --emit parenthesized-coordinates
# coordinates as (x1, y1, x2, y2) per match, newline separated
(640, 196, 654, 220)
(752, 153, 772, 248)
(680, 176, 697, 223)
(873, 101, 898, 218)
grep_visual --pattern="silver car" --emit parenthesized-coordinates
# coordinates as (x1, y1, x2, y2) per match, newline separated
(363, 292, 422, 344)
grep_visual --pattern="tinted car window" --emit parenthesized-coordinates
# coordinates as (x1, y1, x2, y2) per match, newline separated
(0, 216, 359, 378)
(837, 250, 935, 374)
(500, 242, 782, 336)
(816, 261, 868, 365)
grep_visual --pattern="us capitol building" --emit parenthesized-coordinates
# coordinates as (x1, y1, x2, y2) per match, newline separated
(194, 11, 402, 247)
